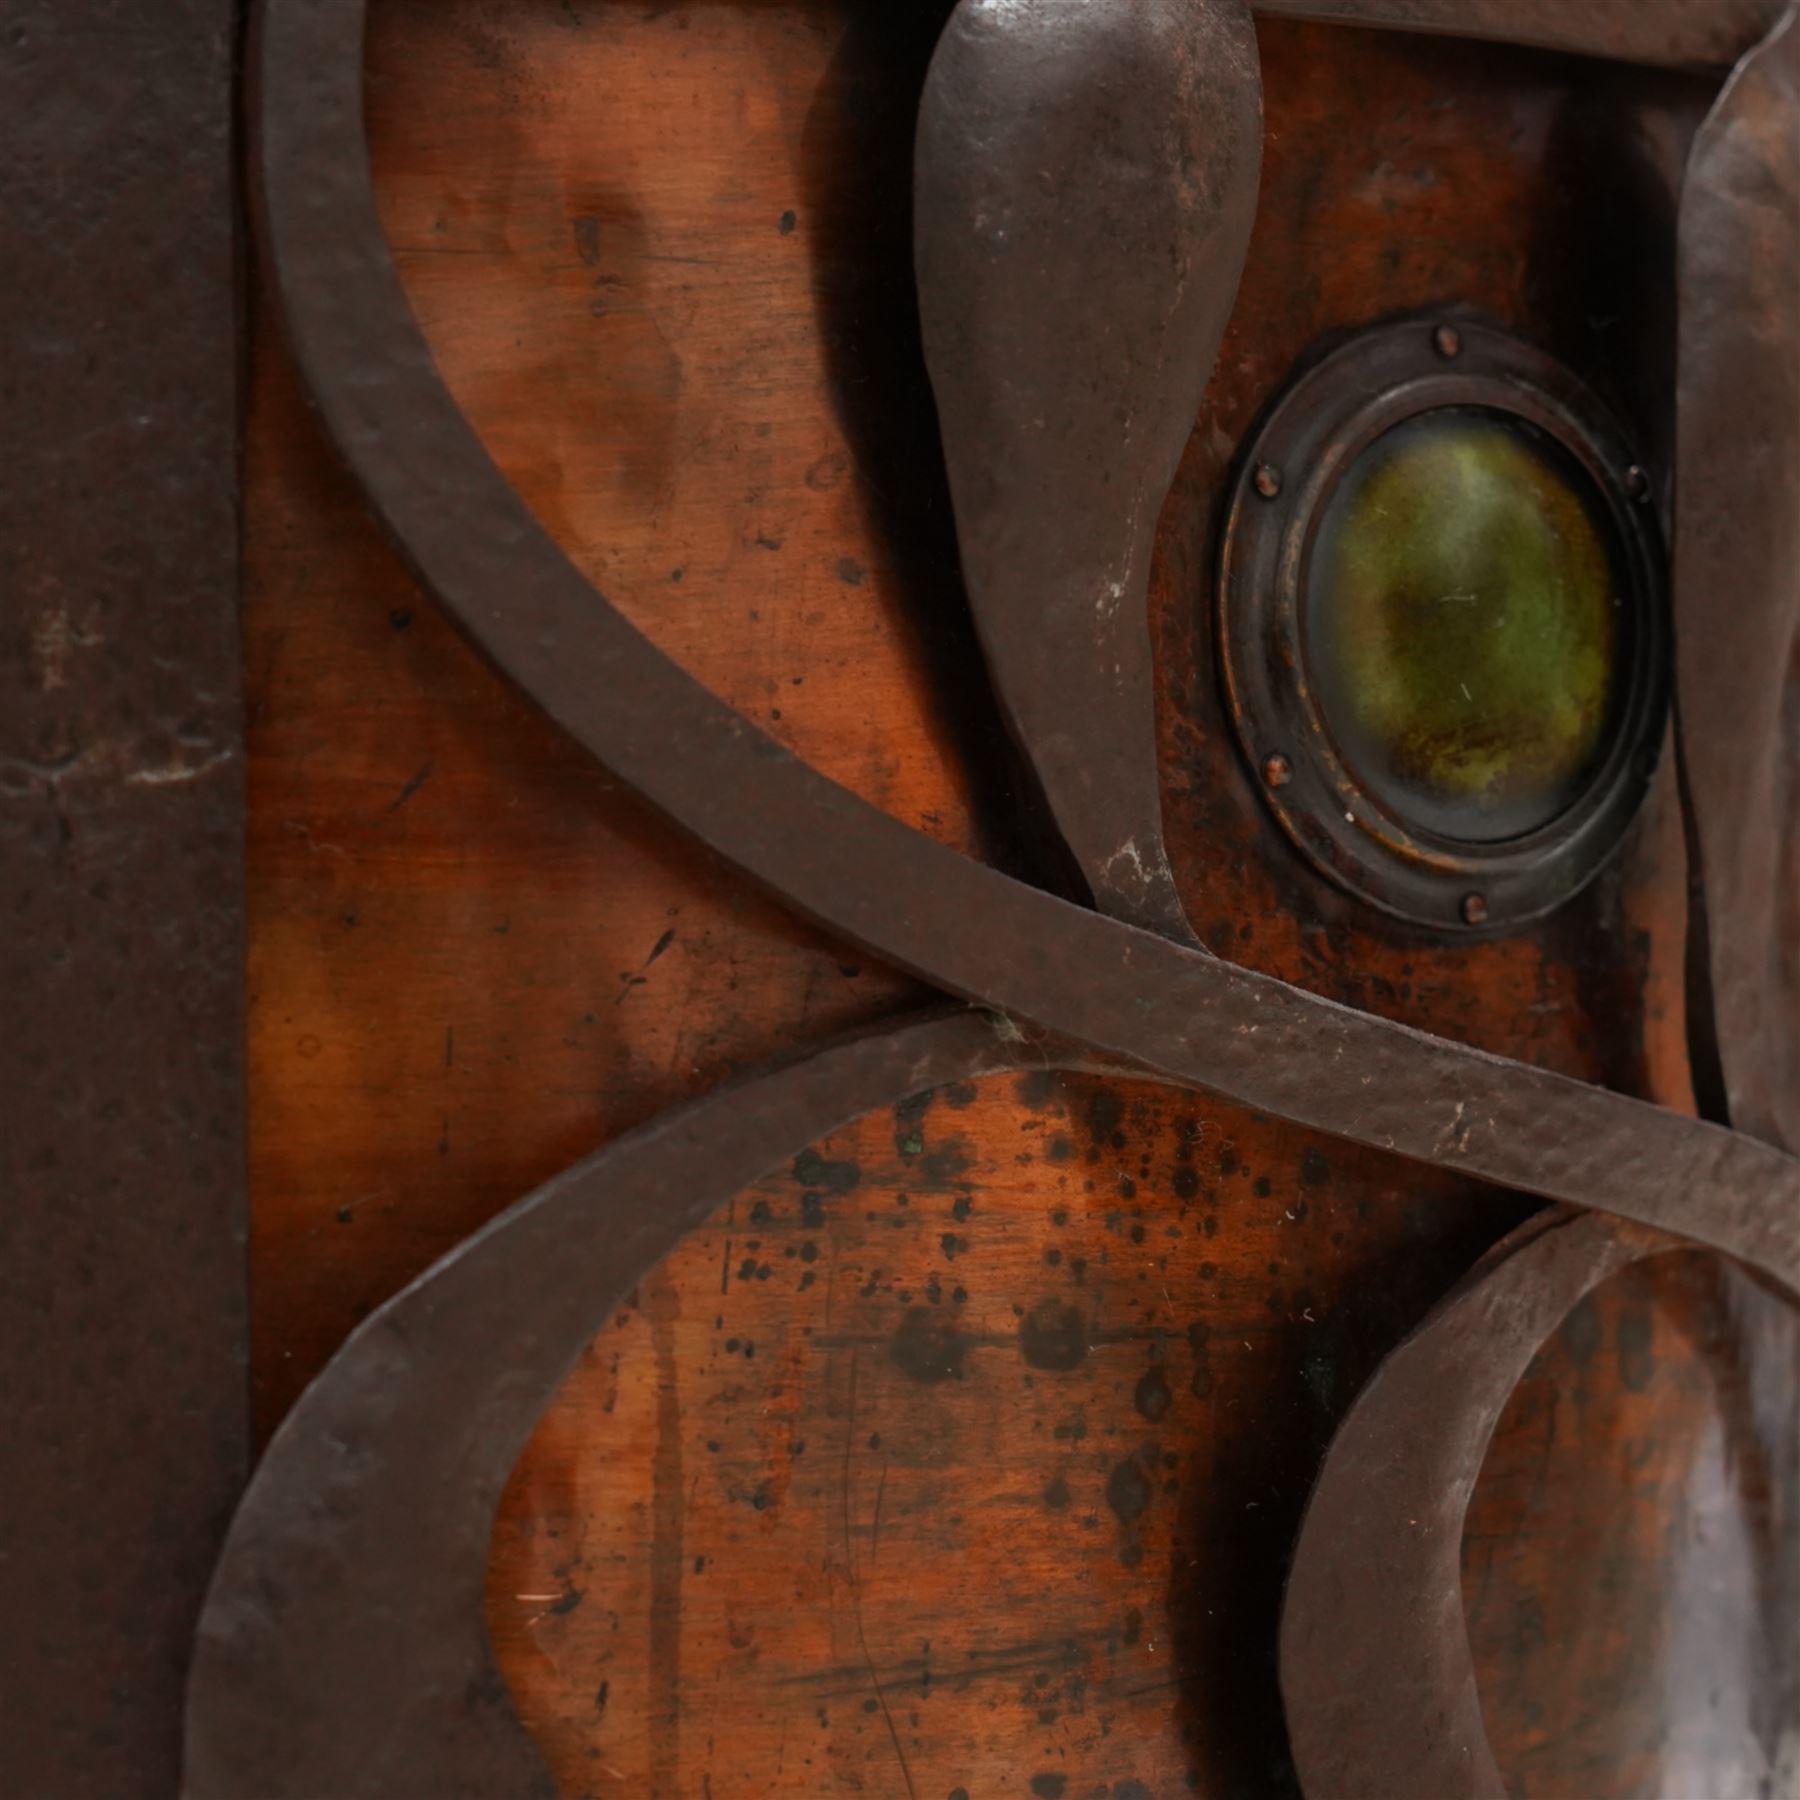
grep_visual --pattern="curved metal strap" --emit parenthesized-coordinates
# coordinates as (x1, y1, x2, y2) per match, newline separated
(1281, 1210, 1666, 1800)
(1675, 3, 1800, 1153)
(252, 0, 1800, 1291)
(184, 1011, 1060, 1799)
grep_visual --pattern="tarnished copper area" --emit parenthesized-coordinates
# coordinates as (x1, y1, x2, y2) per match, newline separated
(1219, 317, 1668, 931)
(916, 0, 1262, 942)
(188, 0, 1800, 1790)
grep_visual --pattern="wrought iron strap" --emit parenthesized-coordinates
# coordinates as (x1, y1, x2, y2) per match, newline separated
(1281, 1208, 1672, 1800)
(1250, 0, 1785, 70)
(250, 0, 1798, 1289)
(184, 1012, 1071, 1799)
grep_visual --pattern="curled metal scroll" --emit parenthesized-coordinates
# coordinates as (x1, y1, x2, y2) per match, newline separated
(1281, 1209, 1674, 1800)
(191, 0, 1800, 1792)
(184, 1010, 1077, 1799)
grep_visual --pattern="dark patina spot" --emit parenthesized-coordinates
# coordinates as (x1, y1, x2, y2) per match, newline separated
(1561, 1292, 1602, 1368)
(917, 1140, 975, 1189)
(1020, 1298, 1089, 1372)
(1133, 1366, 1172, 1422)
(792, 1148, 860, 1194)
(890, 1305, 970, 1384)
(1085, 1089, 1124, 1144)
(1105, 1456, 1152, 1525)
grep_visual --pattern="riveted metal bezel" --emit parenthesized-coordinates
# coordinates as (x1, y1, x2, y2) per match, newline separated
(1219, 318, 1669, 932)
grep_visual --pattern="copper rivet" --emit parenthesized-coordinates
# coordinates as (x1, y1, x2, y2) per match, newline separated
(1433, 323, 1462, 360)
(1460, 891, 1489, 926)
(1262, 752, 1293, 789)
(1626, 464, 1651, 501)
(1253, 463, 1283, 500)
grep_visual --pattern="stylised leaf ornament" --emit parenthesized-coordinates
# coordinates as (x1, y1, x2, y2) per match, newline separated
(916, 0, 1261, 941)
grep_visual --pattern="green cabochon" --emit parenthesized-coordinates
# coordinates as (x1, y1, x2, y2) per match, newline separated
(1306, 407, 1624, 845)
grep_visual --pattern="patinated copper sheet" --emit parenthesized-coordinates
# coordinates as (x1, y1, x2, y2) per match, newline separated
(173, 0, 1800, 1793)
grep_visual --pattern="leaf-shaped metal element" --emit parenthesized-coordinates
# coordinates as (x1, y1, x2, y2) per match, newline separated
(917, 0, 1262, 942)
